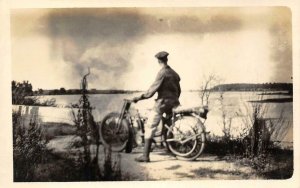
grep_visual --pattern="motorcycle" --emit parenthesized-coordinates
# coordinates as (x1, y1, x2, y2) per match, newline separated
(99, 99, 209, 161)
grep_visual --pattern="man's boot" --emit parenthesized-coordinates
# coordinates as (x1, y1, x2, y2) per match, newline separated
(135, 139, 152, 162)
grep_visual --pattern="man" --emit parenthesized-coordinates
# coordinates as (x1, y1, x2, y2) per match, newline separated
(132, 51, 181, 162)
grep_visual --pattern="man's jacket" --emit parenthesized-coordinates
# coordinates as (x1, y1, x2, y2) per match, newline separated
(138, 65, 181, 102)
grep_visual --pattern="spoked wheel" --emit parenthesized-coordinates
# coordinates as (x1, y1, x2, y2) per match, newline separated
(100, 112, 133, 152)
(164, 115, 206, 161)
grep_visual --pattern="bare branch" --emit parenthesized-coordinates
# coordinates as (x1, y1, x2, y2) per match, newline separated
(199, 73, 222, 106)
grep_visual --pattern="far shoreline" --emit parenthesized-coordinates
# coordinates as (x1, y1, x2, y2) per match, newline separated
(31, 89, 292, 97)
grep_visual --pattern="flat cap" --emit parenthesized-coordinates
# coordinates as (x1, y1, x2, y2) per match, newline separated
(155, 51, 169, 60)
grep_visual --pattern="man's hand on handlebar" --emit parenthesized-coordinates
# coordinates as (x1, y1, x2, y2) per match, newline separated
(132, 97, 140, 103)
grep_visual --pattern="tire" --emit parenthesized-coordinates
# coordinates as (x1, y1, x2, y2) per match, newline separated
(175, 132, 206, 161)
(164, 115, 206, 161)
(99, 112, 132, 152)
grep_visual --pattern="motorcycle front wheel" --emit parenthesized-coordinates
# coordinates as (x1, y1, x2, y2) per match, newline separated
(164, 115, 206, 161)
(99, 112, 133, 152)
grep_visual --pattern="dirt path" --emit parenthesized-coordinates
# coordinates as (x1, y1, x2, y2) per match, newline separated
(48, 136, 261, 180)
(117, 147, 261, 180)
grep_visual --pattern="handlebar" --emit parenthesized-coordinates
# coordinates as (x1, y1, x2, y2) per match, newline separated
(124, 99, 134, 103)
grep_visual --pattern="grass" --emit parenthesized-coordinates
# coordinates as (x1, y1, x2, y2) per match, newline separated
(251, 148, 293, 179)
(41, 122, 77, 140)
(25, 151, 82, 182)
(13, 112, 126, 181)
(15, 120, 129, 181)
(14, 135, 129, 181)
(204, 139, 293, 179)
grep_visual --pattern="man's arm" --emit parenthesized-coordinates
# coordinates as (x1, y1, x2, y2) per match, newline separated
(134, 71, 164, 101)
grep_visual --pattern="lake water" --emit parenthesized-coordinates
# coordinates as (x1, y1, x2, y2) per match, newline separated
(15, 91, 293, 144)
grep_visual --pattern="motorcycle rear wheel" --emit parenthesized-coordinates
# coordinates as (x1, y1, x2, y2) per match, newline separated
(164, 115, 206, 161)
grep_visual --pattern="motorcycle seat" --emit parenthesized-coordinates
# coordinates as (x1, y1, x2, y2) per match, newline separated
(173, 105, 209, 119)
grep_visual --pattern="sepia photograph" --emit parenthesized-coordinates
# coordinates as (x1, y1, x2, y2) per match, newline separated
(5, 5, 296, 183)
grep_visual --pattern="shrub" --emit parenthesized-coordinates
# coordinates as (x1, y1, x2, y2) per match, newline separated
(69, 69, 102, 181)
(13, 112, 49, 181)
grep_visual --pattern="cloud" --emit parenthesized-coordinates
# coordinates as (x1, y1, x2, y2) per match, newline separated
(11, 7, 292, 89)
(78, 44, 133, 88)
(38, 8, 244, 88)
(141, 14, 242, 34)
(43, 9, 145, 87)
(269, 8, 292, 82)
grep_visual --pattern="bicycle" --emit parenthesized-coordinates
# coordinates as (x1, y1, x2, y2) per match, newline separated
(99, 99, 209, 161)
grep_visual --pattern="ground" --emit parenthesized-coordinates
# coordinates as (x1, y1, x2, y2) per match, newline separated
(119, 148, 260, 180)
(47, 136, 261, 180)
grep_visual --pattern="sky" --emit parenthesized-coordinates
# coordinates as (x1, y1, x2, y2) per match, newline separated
(11, 7, 292, 90)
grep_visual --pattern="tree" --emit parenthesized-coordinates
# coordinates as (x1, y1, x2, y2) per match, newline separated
(199, 73, 221, 106)
(60, 87, 66, 94)
(12, 80, 34, 104)
(38, 88, 44, 95)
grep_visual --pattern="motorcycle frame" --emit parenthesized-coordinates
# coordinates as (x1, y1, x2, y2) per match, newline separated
(133, 109, 207, 145)
(116, 99, 207, 147)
